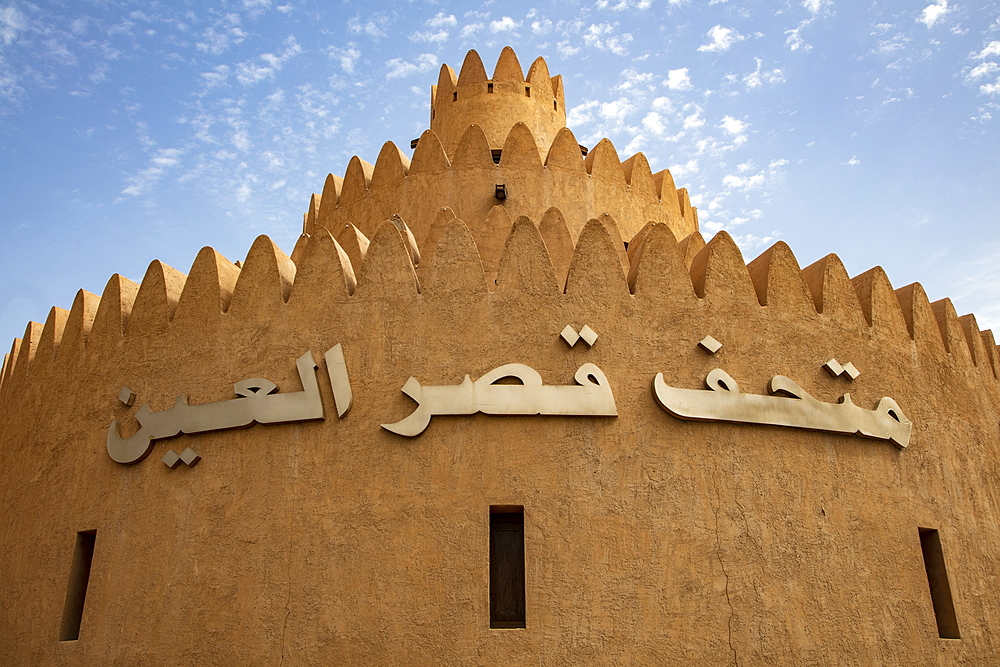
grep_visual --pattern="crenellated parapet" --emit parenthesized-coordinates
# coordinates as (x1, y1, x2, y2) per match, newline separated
(431, 47, 566, 159)
(304, 48, 699, 254)
(3, 213, 998, 402)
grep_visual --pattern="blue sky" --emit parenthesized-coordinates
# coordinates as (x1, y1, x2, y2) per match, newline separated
(2, 0, 999, 349)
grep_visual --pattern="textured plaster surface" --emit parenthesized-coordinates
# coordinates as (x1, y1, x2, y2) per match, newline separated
(2, 49, 999, 666)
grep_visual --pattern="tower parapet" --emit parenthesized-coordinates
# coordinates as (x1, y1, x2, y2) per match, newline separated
(430, 47, 566, 160)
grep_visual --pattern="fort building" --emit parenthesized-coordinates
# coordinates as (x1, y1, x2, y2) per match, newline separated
(1, 47, 998, 665)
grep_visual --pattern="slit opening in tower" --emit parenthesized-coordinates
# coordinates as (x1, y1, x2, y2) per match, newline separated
(490, 506, 525, 628)
(918, 527, 960, 639)
(488, 82, 494, 93)
(491, 149, 502, 165)
(59, 530, 96, 641)
(452, 91, 457, 102)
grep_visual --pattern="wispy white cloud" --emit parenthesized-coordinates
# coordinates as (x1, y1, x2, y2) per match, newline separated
(531, 19, 553, 35)
(743, 58, 785, 88)
(967, 62, 1000, 82)
(1, 6, 27, 45)
(121, 147, 184, 196)
(461, 23, 484, 38)
(917, 0, 951, 28)
(426, 12, 457, 29)
(802, 0, 830, 15)
(328, 45, 360, 74)
(698, 25, 744, 52)
(491, 16, 522, 33)
(583, 23, 633, 55)
(347, 14, 389, 39)
(385, 53, 438, 79)
(975, 42, 1000, 59)
(196, 15, 247, 55)
(412, 12, 457, 42)
(664, 67, 692, 90)
(235, 35, 302, 85)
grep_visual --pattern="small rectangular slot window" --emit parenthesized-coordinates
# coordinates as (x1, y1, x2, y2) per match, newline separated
(919, 527, 960, 639)
(60, 530, 96, 641)
(553, 100, 557, 110)
(490, 507, 525, 628)
(490, 149, 502, 165)
(487, 83, 494, 93)
(452, 91, 458, 102)
(525, 86, 531, 97)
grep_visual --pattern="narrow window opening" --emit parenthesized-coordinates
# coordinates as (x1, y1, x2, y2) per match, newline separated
(60, 530, 96, 641)
(525, 86, 531, 97)
(491, 149, 502, 165)
(487, 83, 494, 93)
(919, 527, 960, 639)
(554, 100, 557, 110)
(452, 91, 458, 102)
(490, 507, 525, 628)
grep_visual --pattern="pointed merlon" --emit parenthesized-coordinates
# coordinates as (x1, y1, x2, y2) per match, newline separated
(435, 63, 458, 106)
(894, 282, 946, 354)
(304, 192, 321, 234)
(689, 231, 756, 307)
(585, 139, 626, 186)
(229, 235, 297, 315)
(545, 127, 586, 173)
(525, 56, 554, 99)
(128, 260, 187, 336)
(621, 153, 656, 199)
(539, 207, 574, 288)
(628, 222, 693, 300)
(959, 313, 988, 368)
(339, 156, 375, 206)
(409, 129, 451, 175)
(353, 219, 421, 298)
(287, 227, 356, 308)
(678, 231, 706, 269)
(980, 329, 999, 379)
(427, 216, 488, 299)
(746, 242, 817, 315)
(470, 204, 513, 283)
(89, 274, 140, 344)
(452, 124, 493, 168)
(12, 321, 43, 383)
(492, 46, 524, 82)
(335, 223, 371, 274)
(36, 306, 70, 363)
(851, 267, 910, 341)
(500, 123, 542, 170)
(61, 289, 101, 354)
(457, 49, 488, 86)
(931, 298, 973, 364)
(495, 216, 560, 296)
(564, 218, 629, 300)
(173, 247, 241, 322)
(653, 170, 681, 210)
(317, 173, 344, 228)
(371, 141, 411, 190)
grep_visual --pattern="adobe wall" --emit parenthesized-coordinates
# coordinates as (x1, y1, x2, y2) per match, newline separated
(2, 215, 1000, 665)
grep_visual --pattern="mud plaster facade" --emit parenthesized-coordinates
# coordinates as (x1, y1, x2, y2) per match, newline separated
(1, 47, 999, 665)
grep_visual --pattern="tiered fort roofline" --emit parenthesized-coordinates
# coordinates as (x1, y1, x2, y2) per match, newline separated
(303, 49, 699, 260)
(2, 215, 999, 399)
(2, 47, 998, 400)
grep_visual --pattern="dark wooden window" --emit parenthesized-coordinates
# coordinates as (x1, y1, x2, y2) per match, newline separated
(919, 527, 960, 639)
(60, 530, 96, 641)
(490, 507, 525, 628)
